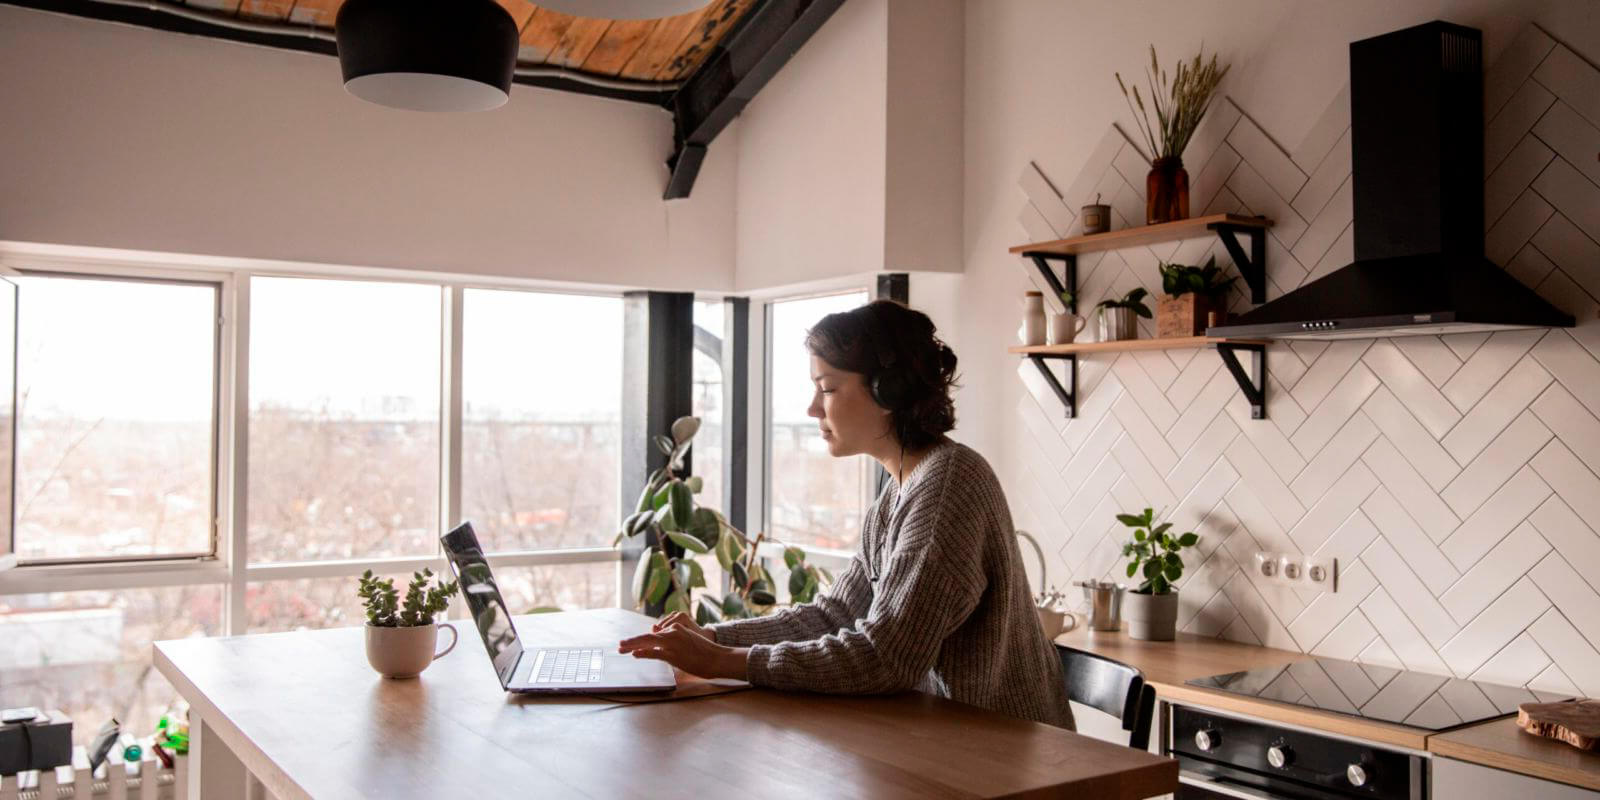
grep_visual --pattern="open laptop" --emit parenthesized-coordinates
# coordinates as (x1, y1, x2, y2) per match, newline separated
(441, 522, 676, 694)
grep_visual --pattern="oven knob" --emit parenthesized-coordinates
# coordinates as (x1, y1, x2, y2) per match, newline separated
(1267, 744, 1294, 768)
(1193, 729, 1220, 752)
(1347, 762, 1372, 787)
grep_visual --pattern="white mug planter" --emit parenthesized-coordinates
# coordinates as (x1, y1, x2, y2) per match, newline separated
(365, 622, 458, 679)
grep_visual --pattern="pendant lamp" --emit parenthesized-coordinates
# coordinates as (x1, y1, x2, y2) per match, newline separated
(336, 0, 520, 112)
(536, 0, 714, 20)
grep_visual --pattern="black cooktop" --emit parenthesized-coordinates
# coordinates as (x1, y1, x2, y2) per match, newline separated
(1186, 657, 1570, 731)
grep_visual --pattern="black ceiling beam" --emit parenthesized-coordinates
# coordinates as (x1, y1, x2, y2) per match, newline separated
(663, 0, 847, 200)
(1, 0, 675, 106)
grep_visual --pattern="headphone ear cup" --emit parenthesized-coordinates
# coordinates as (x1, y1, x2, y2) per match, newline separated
(871, 370, 911, 411)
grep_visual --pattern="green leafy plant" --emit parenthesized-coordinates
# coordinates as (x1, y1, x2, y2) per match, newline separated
(1117, 508, 1199, 595)
(1095, 287, 1153, 319)
(1158, 255, 1237, 298)
(1116, 45, 1231, 161)
(615, 416, 831, 623)
(1059, 290, 1076, 310)
(358, 569, 457, 627)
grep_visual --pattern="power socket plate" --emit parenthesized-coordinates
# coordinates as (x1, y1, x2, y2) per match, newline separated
(1253, 551, 1337, 592)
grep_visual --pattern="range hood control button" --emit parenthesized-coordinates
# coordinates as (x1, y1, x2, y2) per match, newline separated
(1347, 762, 1371, 787)
(1194, 729, 1220, 752)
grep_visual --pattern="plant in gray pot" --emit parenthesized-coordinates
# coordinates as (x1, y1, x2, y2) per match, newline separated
(1095, 288, 1152, 342)
(1116, 507, 1199, 641)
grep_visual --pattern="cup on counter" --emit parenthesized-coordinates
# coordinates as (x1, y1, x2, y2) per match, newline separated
(1035, 605, 1079, 640)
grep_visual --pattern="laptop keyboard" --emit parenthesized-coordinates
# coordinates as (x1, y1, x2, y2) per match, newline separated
(531, 648, 605, 684)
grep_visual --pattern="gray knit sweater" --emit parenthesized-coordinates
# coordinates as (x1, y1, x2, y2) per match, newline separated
(708, 441, 1073, 728)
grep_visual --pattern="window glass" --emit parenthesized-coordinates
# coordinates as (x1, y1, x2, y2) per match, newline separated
(15, 275, 218, 561)
(692, 300, 724, 512)
(248, 277, 441, 563)
(247, 573, 408, 633)
(0, 585, 223, 747)
(459, 289, 621, 552)
(767, 291, 873, 552)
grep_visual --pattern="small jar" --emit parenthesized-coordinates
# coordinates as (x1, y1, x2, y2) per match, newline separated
(1020, 291, 1046, 346)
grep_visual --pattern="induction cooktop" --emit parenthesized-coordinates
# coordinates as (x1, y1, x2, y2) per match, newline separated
(1186, 657, 1571, 731)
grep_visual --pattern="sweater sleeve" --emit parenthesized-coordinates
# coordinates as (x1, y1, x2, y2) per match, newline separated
(742, 469, 988, 694)
(706, 552, 872, 647)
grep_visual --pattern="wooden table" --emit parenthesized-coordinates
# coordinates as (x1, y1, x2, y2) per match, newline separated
(156, 608, 1177, 799)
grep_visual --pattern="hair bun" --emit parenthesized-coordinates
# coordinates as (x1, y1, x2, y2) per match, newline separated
(937, 343, 958, 373)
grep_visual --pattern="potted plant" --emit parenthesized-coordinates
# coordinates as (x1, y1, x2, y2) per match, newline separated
(1116, 508, 1199, 641)
(1116, 46, 1230, 224)
(357, 569, 458, 678)
(615, 416, 831, 622)
(1157, 255, 1237, 337)
(1095, 288, 1152, 342)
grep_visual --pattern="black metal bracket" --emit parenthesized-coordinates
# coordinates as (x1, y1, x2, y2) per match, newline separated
(1216, 343, 1268, 419)
(1022, 251, 1078, 313)
(1209, 223, 1268, 303)
(1028, 354, 1078, 419)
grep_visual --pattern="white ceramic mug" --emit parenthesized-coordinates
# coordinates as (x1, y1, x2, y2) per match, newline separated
(1035, 605, 1079, 640)
(1048, 312, 1088, 345)
(365, 622, 457, 679)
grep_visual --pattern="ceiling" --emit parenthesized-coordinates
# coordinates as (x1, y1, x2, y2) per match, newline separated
(197, 0, 756, 84)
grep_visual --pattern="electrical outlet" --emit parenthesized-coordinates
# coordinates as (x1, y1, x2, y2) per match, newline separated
(1253, 551, 1338, 593)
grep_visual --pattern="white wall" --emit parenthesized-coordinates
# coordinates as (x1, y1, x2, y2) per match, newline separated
(733, 0, 964, 290)
(962, 0, 1600, 700)
(0, 5, 737, 291)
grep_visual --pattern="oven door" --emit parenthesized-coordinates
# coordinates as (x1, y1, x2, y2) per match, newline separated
(1176, 762, 1357, 800)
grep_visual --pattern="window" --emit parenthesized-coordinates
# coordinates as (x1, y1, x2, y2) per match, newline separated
(766, 291, 873, 552)
(15, 274, 219, 563)
(692, 300, 724, 508)
(0, 585, 223, 747)
(459, 289, 622, 553)
(247, 277, 441, 563)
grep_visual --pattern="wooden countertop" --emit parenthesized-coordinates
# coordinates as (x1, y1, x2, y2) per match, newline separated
(1054, 628, 1431, 750)
(157, 609, 1177, 799)
(1430, 716, 1600, 791)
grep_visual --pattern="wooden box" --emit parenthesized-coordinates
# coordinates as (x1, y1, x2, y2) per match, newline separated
(1156, 294, 1217, 338)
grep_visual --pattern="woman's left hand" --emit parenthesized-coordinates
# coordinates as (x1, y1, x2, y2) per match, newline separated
(618, 622, 750, 681)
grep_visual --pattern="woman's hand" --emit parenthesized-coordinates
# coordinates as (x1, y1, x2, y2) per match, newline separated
(651, 611, 713, 641)
(618, 618, 749, 681)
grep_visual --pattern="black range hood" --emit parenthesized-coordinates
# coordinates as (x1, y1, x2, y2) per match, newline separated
(1209, 21, 1574, 340)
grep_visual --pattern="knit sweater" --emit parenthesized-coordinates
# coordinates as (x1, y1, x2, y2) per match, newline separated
(708, 441, 1073, 728)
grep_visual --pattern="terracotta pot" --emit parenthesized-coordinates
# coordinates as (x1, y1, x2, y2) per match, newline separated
(1146, 157, 1190, 225)
(1123, 590, 1178, 641)
(1157, 293, 1218, 338)
(365, 622, 457, 679)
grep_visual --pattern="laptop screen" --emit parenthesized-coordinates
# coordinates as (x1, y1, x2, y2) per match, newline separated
(440, 522, 522, 681)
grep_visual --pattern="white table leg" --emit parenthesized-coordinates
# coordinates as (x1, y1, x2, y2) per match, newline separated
(189, 706, 253, 799)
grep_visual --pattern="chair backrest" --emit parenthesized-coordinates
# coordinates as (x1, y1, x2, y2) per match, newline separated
(1056, 645, 1156, 751)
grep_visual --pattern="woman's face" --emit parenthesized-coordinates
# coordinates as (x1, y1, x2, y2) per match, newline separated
(807, 355, 892, 458)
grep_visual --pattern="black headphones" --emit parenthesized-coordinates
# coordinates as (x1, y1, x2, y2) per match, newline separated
(868, 307, 915, 412)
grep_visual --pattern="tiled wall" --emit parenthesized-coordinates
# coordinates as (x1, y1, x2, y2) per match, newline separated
(1011, 24, 1600, 716)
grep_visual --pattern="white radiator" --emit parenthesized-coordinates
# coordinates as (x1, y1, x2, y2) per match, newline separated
(0, 746, 185, 800)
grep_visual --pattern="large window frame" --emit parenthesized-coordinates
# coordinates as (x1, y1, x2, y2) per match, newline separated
(0, 246, 632, 635)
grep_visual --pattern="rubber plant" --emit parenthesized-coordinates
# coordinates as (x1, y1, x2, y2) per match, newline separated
(1117, 507, 1199, 594)
(614, 416, 831, 623)
(1158, 255, 1237, 299)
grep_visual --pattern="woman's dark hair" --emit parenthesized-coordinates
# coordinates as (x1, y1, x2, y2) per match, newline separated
(805, 299, 959, 450)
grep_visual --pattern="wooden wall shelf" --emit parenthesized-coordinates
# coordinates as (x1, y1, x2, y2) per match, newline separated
(1015, 336, 1271, 421)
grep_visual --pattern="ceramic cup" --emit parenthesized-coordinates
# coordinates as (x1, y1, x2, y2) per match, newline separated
(1048, 312, 1088, 345)
(365, 622, 458, 679)
(1035, 605, 1078, 640)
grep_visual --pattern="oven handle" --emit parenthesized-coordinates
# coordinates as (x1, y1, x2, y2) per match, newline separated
(1178, 770, 1292, 800)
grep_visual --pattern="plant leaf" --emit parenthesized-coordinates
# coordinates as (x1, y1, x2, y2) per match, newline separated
(1143, 559, 1161, 579)
(687, 508, 720, 547)
(789, 567, 809, 597)
(783, 546, 805, 570)
(1133, 528, 1146, 542)
(671, 416, 701, 444)
(645, 552, 671, 605)
(1116, 513, 1145, 528)
(1152, 522, 1172, 536)
(652, 482, 672, 511)
(748, 589, 777, 606)
(666, 530, 709, 554)
(663, 590, 689, 617)
(669, 481, 694, 533)
(653, 434, 676, 456)
(686, 475, 703, 494)
(715, 527, 742, 571)
(1126, 561, 1139, 578)
(721, 593, 747, 619)
(684, 558, 706, 589)
(696, 595, 723, 625)
(1163, 561, 1183, 582)
(631, 551, 656, 607)
(1178, 532, 1199, 547)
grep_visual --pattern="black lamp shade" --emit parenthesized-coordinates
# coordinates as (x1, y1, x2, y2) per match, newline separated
(336, 0, 520, 112)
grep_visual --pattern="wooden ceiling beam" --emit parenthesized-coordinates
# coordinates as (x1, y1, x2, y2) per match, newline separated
(663, 0, 846, 199)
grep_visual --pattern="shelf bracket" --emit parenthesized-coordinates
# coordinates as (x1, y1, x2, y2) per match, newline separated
(1028, 354, 1077, 419)
(1209, 223, 1267, 304)
(1023, 251, 1077, 313)
(1216, 343, 1267, 419)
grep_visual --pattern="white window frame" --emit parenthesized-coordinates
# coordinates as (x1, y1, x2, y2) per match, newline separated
(0, 243, 623, 635)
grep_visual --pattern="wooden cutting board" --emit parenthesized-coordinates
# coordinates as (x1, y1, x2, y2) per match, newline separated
(1517, 700, 1600, 750)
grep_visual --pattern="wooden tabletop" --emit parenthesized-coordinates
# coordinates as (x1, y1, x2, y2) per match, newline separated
(1430, 716, 1600, 791)
(156, 609, 1177, 800)
(1053, 628, 1433, 750)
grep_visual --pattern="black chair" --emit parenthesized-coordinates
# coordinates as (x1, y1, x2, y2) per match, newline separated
(1056, 645, 1157, 750)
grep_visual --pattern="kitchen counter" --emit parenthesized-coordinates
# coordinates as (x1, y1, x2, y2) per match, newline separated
(1055, 627, 1433, 750)
(1055, 627, 1600, 786)
(1430, 716, 1600, 792)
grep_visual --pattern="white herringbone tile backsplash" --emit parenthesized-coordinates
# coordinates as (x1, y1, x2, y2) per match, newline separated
(1011, 24, 1600, 713)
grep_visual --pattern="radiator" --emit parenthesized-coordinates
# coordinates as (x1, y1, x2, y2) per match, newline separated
(0, 746, 185, 800)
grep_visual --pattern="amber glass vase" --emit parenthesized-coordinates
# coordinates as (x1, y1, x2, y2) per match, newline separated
(1146, 157, 1190, 224)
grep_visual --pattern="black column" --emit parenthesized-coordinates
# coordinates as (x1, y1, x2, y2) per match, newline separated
(721, 298, 750, 534)
(620, 291, 694, 608)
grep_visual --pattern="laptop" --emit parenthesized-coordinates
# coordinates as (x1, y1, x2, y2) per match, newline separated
(440, 522, 677, 694)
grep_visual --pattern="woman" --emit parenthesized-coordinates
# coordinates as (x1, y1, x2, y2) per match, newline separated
(618, 299, 1071, 728)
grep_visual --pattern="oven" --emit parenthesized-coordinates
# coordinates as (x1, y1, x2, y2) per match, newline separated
(1167, 704, 1426, 800)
